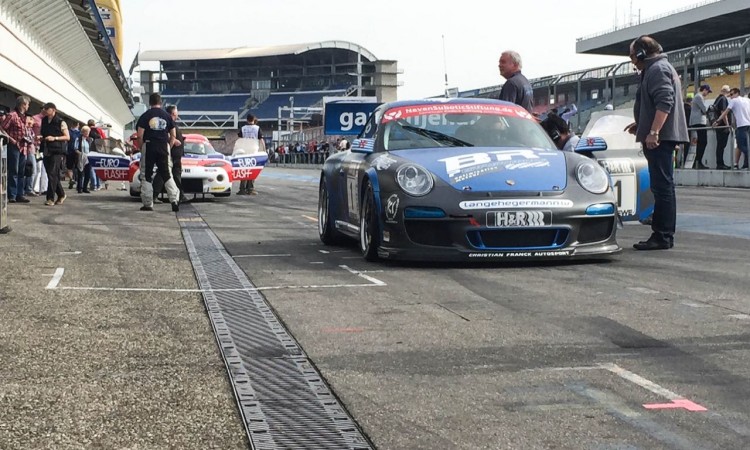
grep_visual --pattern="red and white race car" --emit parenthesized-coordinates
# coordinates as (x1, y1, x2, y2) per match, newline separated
(125, 134, 267, 198)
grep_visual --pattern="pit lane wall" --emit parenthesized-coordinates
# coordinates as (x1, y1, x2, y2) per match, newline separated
(0, 0, 133, 139)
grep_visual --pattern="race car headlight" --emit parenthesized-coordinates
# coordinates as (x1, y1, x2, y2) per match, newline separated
(396, 164, 434, 197)
(576, 160, 609, 194)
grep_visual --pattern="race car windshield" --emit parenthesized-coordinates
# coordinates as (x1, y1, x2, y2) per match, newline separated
(183, 142, 218, 156)
(382, 111, 556, 151)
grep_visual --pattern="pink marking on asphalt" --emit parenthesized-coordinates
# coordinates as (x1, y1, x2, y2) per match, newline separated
(643, 399, 708, 412)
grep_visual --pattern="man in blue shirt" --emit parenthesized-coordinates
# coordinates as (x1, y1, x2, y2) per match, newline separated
(498, 50, 533, 113)
(135, 93, 180, 212)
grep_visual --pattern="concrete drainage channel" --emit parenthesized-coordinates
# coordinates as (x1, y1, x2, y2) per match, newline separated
(177, 204, 374, 449)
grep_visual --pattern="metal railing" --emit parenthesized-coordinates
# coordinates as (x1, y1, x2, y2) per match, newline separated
(576, 0, 722, 42)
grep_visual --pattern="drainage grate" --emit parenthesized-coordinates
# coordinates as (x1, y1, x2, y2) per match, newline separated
(178, 204, 373, 450)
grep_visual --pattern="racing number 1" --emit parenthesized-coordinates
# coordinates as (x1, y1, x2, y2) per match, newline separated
(613, 179, 622, 208)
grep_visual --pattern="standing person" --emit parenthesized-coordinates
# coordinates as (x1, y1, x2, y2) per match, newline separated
(237, 114, 264, 195)
(22, 115, 38, 197)
(75, 126, 97, 193)
(689, 84, 711, 169)
(135, 92, 180, 212)
(153, 105, 187, 203)
(67, 121, 81, 189)
(711, 85, 732, 169)
(40, 102, 70, 206)
(624, 35, 688, 250)
(497, 50, 533, 113)
(713, 88, 750, 169)
(0, 96, 31, 203)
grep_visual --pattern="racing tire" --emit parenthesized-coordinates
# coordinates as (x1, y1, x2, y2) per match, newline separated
(318, 176, 344, 245)
(359, 180, 380, 261)
(129, 188, 139, 198)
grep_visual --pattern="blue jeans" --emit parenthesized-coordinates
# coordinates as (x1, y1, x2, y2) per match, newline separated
(89, 165, 100, 189)
(644, 141, 677, 244)
(736, 126, 749, 167)
(6, 143, 26, 200)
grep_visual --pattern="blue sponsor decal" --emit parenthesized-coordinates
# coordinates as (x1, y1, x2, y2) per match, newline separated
(231, 153, 268, 168)
(324, 102, 380, 135)
(390, 147, 568, 192)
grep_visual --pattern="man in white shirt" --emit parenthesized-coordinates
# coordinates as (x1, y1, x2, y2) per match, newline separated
(714, 88, 750, 169)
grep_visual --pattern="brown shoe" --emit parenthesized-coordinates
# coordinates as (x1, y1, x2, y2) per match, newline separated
(55, 195, 66, 205)
(44, 200, 55, 206)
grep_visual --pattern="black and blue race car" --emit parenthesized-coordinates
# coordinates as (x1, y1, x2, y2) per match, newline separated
(317, 98, 621, 261)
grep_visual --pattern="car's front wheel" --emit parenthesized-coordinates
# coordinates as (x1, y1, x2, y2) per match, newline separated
(318, 176, 344, 245)
(359, 180, 380, 261)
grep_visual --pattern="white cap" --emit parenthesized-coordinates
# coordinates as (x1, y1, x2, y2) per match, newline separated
(604, 104, 614, 110)
(721, 85, 731, 92)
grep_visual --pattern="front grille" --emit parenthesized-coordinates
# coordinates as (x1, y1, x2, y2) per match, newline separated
(405, 220, 453, 247)
(578, 217, 614, 244)
(467, 229, 568, 249)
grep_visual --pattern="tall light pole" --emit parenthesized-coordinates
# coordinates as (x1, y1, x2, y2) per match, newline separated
(289, 96, 294, 132)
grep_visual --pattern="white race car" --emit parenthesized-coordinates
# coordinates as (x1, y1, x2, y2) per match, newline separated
(129, 134, 233, 198)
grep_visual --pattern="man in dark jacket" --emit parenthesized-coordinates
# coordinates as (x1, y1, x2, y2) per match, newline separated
(40, 103, 70, 206)
(153, 105, 187, 203)
(625, 35, 689, 250)
(711, 85, 732, 169)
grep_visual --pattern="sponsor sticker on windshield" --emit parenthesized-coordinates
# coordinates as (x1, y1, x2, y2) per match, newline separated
(381, 103, 532, 123)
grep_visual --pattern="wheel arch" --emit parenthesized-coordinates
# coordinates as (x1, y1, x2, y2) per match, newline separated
(361, 167, 384, 237)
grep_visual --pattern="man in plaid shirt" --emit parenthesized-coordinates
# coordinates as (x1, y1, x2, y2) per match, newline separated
(0, 96, 31, 203)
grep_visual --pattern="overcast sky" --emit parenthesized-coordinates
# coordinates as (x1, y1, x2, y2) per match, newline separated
(121, 0, 699, 99)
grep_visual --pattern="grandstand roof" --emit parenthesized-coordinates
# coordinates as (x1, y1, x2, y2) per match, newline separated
(576, 0, 750, 55)
(140, 40, 378, 62)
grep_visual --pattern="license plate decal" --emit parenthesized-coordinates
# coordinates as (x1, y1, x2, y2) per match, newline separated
(486, 210, 551, 227)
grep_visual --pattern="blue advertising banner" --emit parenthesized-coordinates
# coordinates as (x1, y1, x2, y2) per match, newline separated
(324, 101, 380, 135)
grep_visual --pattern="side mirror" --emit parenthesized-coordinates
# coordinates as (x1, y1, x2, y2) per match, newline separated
(351, 138, 374, 154)
(575, 136, 608, 153)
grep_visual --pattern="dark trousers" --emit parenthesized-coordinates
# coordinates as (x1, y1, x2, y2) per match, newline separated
(152, 154, 182, 198)
(144, 143, 170, 184)
(644, 141, 677, 245)
(6, 143, 26, 200)
(715, 129, 730, 167)
(76, 163, 91, 192)
(692, 125, 707, 167)
(172, 156, 182, 197)
(44, 154, 65, 201)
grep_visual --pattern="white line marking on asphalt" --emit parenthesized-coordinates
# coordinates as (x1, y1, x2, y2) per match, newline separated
(233, 254, 291, 258)
(59, 251, 82, 255)
(628, 287, 660, 294)
(46, 268, 64, 289)
(521, 365, 603, 372)
(339, 265, 386, 286)
(104, 246, 182, 250)
(52, 283, 385, 293)
(302, 215, 318, 222)
(727, 314, 750, 320)
(319, 250, 330, 254)
(681, 302, 713, 308)
(310, 261, 324, 264)
(600, 363, 681, 401)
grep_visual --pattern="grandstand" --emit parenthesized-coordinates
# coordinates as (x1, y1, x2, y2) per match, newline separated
(459, 0, 750, 132)
(138, 41, 400, 139)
